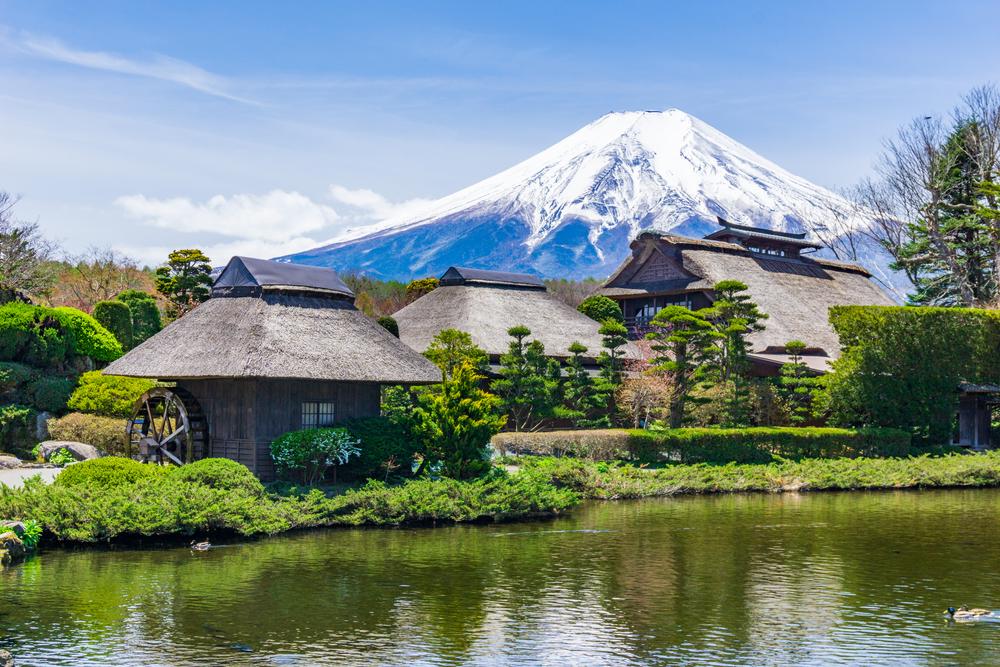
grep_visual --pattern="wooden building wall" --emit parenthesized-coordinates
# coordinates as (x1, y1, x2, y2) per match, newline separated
(180, 378, 382, 480)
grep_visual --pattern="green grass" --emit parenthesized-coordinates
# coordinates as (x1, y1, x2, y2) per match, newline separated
(517, 451, 1000, 499)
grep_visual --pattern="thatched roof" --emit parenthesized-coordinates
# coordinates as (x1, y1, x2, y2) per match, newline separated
(105, 257, 440, 383)
(600, 231, 895, 357)
(213, 256, 353, 297)
(394, 280, 638, 361)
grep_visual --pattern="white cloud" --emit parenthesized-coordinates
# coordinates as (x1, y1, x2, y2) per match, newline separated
(329, 184, 433, 222)
(117, 236, 326, 269)
(11, 32, 256, 104)
(115, 190, 338, 241)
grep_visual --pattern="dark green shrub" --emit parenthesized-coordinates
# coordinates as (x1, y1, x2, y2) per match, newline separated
(340, 416, 418, 480)
(377, 315, 399, 337)
(66, 371, 156, 418)
(116, 289, 162, 345)
(55, 457, 165, 488)
(169, 458, 265, 495)
(270, 427, 362, 484)
(0, 362, 38, 401)
(825, 306, 1000, 446)
(52, 307, 123, 362)
(0, 404, 36, 458)
(577, 295, 624, 324)
(27, 376, 76, 413)
(494, 427, 911, 464)
(46, 412, 128, 455)
(0, 303, 70, 367)
(93, 301, 134, 350)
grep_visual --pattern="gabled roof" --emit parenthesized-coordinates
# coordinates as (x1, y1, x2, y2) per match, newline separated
(212, 256, 354, 298)
(599, 231, 896, 357)
(706, 218, 821, 250)
(439, 266, 545, 289)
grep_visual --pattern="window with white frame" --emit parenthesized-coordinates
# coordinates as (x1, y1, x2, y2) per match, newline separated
(302, 401, 336, 428)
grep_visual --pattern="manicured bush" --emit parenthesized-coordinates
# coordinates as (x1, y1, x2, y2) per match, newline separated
(577, 295, 624, 324)
(0, 303, 70, 367)
(494, 427, 911, 464)
(340, 416, 418, 480)
(825, 306, 1000, 446)
(0, 465, 577, 542)
(377, 316, 399, 337)
(270, 427, 362, 484)
(116, 289, 162, 345)
(54, 456, 165, 489)
(93, 300, 134, 350)
(52, 307, 123, 362)
(0, 404, 36, 458)
(66, 371, 156, 418)
(169, 458, 265, 495)
(47, 412, 128, 456)
(0, 361, 38, 401)
(27, 376, 76, 413)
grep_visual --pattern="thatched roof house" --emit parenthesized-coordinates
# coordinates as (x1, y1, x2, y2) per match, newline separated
(105, 256, 439, 479)
(599, 220, 896, 374)
(394, 266, 638, 365)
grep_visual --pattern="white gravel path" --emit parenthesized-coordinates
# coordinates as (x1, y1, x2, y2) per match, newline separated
(0, 467, 60, 488)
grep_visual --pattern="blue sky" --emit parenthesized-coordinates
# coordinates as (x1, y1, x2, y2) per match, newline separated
(1, 0, 998, 265)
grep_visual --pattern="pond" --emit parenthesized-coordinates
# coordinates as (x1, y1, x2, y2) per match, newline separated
(4, 489, 1000, 665)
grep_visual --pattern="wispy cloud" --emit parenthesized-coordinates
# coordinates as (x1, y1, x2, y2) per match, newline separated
(9, 31, 257, 104)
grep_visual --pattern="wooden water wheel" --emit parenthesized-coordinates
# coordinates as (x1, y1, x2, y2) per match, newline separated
(127, 387, 208, 465)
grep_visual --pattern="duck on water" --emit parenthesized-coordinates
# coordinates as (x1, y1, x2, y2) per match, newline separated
(945, 606, 996, 621)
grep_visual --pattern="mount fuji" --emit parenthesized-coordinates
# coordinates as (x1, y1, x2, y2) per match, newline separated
(285, 109, 900, 293)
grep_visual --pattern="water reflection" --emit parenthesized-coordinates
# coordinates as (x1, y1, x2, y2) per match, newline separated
(4, 490, 1000, 665)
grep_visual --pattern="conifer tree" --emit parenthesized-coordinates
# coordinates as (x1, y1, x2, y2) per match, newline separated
(776, 340, 816, 424)
(424, 328, 488, 379)
(594, 319, 629, 426)
(491, 325, 558, 431)
(648, 304, 719, 427)
(556, 341, 600, 427)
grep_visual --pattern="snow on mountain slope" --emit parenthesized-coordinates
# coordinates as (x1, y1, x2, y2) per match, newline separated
(285, 109, 903, 295)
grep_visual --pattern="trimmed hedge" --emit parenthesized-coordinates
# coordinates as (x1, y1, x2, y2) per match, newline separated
(67, 371, 156, 418)
(169, 458, 265, 496)
(55, 457, 165, 489)
(93, 300, 134, 351)
(117, 290, 162, 345)
(341, 416, 418, 480)
(493, 427, 912, 464)
(47, 412, 128, 456)
(27, 376, 76, 413)
(0, 303, 122, 366)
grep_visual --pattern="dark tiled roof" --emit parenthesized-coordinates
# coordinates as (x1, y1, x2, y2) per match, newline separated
(213, 256, 354, 297)
(439, 266, 545, 289)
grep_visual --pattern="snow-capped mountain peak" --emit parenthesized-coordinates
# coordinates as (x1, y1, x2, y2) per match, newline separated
(286, 109, 894, 291)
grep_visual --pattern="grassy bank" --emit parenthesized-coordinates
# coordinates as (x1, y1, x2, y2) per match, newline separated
(0, 458, 578, 543)
(518, 451, 1000, 499)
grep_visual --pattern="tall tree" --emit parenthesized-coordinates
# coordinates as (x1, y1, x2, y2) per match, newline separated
(491, 325, 558, 431)
(594, 319, 629, 425)
(852, 84, 1000, 306)
(647, 304, 719, 427)
(60, 247, 148, 312)
(704, 280, 767, 427)
(0, 191, 57, 303)
(154, 249, 213, 317)
(776, 340, 816, 425)
(556, 341, 601, 427)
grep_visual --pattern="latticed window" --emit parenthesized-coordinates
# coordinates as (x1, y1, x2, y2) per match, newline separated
(302, 401, 336, 428)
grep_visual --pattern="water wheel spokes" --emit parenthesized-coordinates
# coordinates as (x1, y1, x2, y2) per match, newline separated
(127, 388, 208, 465)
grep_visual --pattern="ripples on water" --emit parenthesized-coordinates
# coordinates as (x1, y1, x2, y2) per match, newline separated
(4, 489, 1000, 665)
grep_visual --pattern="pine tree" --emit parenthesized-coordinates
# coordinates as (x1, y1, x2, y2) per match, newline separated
(776, 340, 816, 425)
(704, 280, 768, 426)
(647, 304, 719, 428)
(491, 325, 558, 431)
(594, 319, 629, 426)
(154, 249, 212, 318)
(556, 341, 601, 427)
(424, 328, 488, 379)
(411, 361, 506, 479)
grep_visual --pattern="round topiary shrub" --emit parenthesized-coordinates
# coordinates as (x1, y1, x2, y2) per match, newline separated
(52, 307, 123, 362)
(28, 375, 76, 413)
(66, 371, 156, 418)
(0, 303, 71, 367)
(116, 290, 162, 345)
(577, 295, 624, 324)
(93, 300, 134, 351)
(55, 457, 165, 488)
(169, 458, 265, 495)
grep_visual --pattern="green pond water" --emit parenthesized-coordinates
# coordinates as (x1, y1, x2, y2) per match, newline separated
(4, 489, 1000, 666)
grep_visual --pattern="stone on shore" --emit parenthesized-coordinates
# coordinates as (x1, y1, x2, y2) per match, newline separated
(38, 441, 103, 462)
(0, 531, 26, 566)
(0, 455, 20, 469)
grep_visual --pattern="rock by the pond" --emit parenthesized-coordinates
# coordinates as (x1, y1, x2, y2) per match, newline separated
(0, 648, 13, 667)
(0, 455, 20, 469)
(0, 521, 25, 538)
(0, 531, 26, 566)
(38, 441, 103, 462)
(35, 411, 52, 442)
